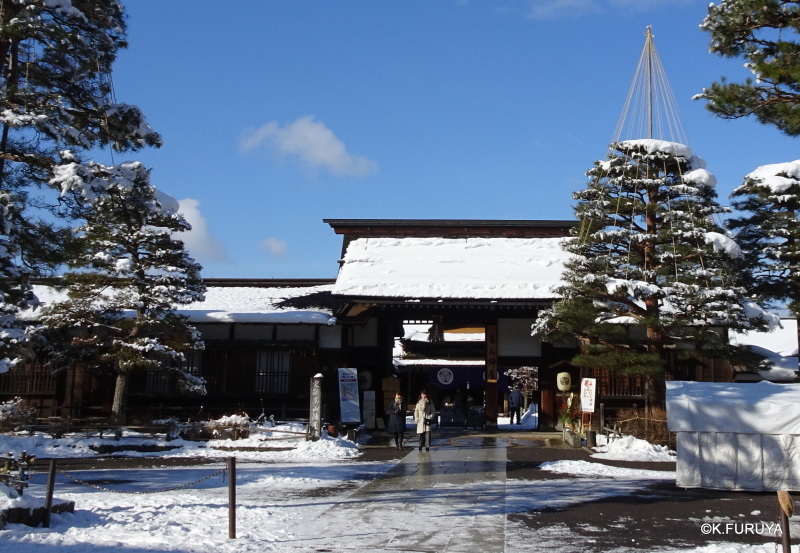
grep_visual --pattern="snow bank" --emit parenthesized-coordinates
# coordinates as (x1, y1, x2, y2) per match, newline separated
(0, 424, 358, 464)
(540, 459, 674, 479)
(591, 434, 675, 462)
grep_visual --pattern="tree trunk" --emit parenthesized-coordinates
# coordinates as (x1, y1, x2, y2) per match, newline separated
(643, 373, 664, 417)
(111, 370, 128, 425)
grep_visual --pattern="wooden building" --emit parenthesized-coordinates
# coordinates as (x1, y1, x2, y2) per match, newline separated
(4, 279, 345, 423)
(0, 219, 793, 428)
(324, 219, 581, 429)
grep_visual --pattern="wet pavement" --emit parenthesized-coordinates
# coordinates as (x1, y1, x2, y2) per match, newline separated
(36, 428, 797, 552)
(284, 431, 510, 552)
(293, 428, 793, 552)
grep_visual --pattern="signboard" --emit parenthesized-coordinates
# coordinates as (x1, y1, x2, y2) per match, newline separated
(338, 368, 361, 424)
(580, 378, 596, 413)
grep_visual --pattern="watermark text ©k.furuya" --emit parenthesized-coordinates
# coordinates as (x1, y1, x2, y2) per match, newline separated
(700, 522, 782, 536)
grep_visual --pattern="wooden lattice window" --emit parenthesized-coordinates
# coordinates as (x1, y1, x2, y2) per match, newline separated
(254, 351, 292, 394)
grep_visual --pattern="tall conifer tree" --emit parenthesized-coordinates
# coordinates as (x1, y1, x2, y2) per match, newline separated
(41, 161, 206, 423)
(0, 1, 160, 369)
(700, 1, 800, 367)
(534, 140, 776, 409)
(727, 160, 800, 350)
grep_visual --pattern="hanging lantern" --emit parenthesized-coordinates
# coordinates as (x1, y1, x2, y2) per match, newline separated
(557, 372, 572, 392)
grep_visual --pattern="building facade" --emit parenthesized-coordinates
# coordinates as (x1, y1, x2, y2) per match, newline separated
(0, 220, 793, 428)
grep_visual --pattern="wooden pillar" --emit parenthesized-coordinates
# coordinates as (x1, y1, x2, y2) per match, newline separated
(485, 324, 498, 426)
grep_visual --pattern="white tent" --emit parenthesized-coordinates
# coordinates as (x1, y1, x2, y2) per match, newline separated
(666, 381, 800, 490)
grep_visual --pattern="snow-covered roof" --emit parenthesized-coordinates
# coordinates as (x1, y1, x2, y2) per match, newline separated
(174, 285, 334, 324)
(332, 236, 571, 300)
(29, 284, 335, 325)
(666, 381, 800, 434)
(731, 318, 798, 381)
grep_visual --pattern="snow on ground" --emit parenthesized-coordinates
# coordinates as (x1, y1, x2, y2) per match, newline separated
(0, 426, 794, 553)
(1, 427, 385, 553)
(0, 422, 360, 465)
(496, 404, 539, 430)
(591, 433, 676, 462)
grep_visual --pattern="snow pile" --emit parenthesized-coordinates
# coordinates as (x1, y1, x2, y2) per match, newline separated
(210, 413, 251, 427)
(290, 434, 360, 460)
(1, 482, 44, 511)
(0, 433, 105, 459)
(0, 424, 357, 464)
(591, 434, 676, 462)
(539, 458, 674, 480)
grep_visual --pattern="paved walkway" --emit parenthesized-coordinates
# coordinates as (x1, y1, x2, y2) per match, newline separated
(289, 433, 515, 552)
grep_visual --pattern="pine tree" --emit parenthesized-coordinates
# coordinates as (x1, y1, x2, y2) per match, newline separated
(534, 139, 776, 409)
(727, 160, 800, 346)
(699, 0, 800, 136)
(700, 2, 800, 368)
(0, 1, 161, 367)
(0, 192, 34, 372)
(40, 160, 206, 423)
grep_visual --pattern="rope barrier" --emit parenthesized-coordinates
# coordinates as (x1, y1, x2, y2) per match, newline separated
(56, 465, 228, 495)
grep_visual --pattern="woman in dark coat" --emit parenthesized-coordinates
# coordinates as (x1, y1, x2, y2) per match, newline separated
(387, 392, 407, 450)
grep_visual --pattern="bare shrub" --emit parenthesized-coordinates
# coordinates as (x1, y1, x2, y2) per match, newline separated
(615, 407, 672, 447)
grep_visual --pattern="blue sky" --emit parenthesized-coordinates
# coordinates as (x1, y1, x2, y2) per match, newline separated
(108, 1, 799, 279)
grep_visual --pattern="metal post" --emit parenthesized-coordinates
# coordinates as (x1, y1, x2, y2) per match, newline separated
(228, 457, 236, 539)
(43, 459, 56, 528)
(778, 492, 792, 553)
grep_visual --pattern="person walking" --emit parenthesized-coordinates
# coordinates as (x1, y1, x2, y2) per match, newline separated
(414, 390, 436, 452)
(387, 392, 407, 450)
(509, 386, 524, 425)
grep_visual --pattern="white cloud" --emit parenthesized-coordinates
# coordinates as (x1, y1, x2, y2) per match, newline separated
(524, 0, 692, 20)
(176, 198, 233, 264)
(525, 0, 601, 19)
(260, 237, 289, 258)
(239, 115, 378, 178)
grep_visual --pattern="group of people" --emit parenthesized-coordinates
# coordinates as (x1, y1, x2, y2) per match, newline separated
(387, 386, 526, 450)
(387, 390, 435, 451)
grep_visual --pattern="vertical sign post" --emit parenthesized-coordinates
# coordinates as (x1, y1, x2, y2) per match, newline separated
(308, 373, 323, 440)
(338, 368, 361, 425)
